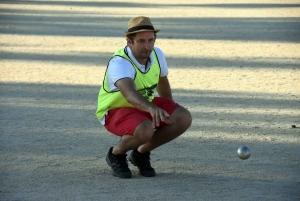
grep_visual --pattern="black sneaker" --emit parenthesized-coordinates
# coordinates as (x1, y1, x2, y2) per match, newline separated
(128, 149, 156, 177)
(106, 147, 132, 178)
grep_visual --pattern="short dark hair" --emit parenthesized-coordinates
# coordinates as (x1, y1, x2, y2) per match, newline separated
(127, 32, 157, 44)
(127, 33, 136, 43)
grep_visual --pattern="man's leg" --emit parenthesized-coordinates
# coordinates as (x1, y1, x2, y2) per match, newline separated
(104, 108, 156, 178)
(128, 106, 192, 177)
(111, 106, 192, 155)
(112, 119, 155, 155)
(113, 120, 157, 177)
(138, 106, 192, 153)
(105, 103, 192, 177)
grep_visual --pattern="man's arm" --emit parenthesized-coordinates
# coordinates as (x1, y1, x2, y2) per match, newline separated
(156, 76, 172, 99)
(116, 78, 171, 127)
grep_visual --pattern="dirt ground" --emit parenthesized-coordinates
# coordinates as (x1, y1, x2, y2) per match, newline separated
(1, 0, 300, 200)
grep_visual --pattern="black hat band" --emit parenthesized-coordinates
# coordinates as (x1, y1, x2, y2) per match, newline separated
(128, 25, 155, 32)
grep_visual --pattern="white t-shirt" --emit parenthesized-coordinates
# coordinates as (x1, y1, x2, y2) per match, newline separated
(100, 46, 169, 125)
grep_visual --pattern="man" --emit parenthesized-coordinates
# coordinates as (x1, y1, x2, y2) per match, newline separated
(95, 16, 192, 178)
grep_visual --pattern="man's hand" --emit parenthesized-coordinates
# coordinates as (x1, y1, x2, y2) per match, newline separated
(116, 78, 172, 127)
(149, 105, 172, 128)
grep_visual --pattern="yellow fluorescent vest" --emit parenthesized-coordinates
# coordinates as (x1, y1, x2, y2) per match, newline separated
(95, 47, 161, 120)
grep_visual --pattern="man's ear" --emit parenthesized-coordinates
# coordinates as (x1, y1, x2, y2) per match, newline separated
(126, 38, 131, 45)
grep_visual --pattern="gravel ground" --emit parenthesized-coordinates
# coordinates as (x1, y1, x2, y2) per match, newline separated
(1, 0, 300, 200)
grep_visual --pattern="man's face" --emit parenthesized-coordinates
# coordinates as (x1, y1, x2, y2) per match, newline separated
(127, 31, 156, 63)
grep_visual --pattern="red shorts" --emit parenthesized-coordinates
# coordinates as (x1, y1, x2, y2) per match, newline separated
(104, 97, 180, 136)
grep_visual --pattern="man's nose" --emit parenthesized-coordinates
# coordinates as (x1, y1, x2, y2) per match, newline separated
(144, 42, 151, 49)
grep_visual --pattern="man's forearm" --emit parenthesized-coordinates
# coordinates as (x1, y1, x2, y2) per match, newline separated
(125, 89, 156, 113)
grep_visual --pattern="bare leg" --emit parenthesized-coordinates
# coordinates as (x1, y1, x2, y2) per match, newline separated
(112, 106, 192, 155)
(138, 106, 192, 153)
(112, 120, 154, 155)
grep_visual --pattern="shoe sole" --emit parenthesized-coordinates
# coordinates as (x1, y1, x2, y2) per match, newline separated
(106, 156, 132, 178)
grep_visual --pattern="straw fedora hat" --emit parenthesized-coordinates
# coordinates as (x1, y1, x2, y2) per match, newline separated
(124, 16, 160, 36)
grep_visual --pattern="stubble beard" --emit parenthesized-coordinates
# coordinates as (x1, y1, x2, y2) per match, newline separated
(139, 49, 152, 60)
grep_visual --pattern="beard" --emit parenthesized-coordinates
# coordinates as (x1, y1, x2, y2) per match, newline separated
(139, 52, 151, 59)
(139, 48, 152, 60)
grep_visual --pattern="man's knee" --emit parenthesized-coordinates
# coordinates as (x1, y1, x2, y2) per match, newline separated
(172, 107, 192, 128)
(133, 120, 155, 143)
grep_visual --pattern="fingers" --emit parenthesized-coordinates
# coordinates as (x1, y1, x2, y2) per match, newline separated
(151, 110, 160, 128)
(155, 111, 160, 128)
(162, 111, 172, 125)
(163, 116, 172, 125)
(152, 109, 172, 128)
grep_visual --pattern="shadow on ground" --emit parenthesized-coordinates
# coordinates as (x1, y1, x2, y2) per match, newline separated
(1, 82, 300, 200)
(1, 2, 300, 42)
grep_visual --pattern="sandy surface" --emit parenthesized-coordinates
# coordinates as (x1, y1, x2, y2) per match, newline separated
(1, 0, 300, 200)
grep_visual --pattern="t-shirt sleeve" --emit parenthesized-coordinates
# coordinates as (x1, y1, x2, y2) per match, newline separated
(106, 57, 136, 91)
(154, 47, 168, 77)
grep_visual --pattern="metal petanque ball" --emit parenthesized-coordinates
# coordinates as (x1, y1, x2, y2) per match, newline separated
(237, 146, 251, 160)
